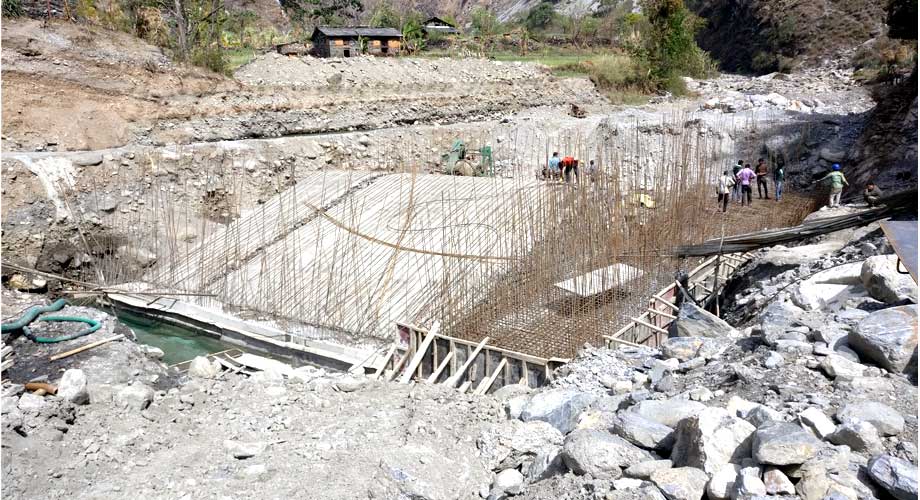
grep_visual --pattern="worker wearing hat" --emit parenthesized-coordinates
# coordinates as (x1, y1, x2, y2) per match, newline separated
(816, 163, 849, 208)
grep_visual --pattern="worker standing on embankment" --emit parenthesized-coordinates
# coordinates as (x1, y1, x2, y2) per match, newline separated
(815, 163, 849, 208)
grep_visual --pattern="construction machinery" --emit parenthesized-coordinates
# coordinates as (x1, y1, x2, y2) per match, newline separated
(441, 139, 494, 176)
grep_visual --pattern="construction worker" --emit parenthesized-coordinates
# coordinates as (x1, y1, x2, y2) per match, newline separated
(816, 164, 848, 208)
(586, 160, 597, 180)
(561, 155, 578, 183)
(731, 160, 743, 201)
(737, 163, 757, 206)
(717, 170, 736, 213)
(773, 164, 785, 202)
(755, 158, 770, 199)
(547, 152, 561, 180)
(863, 181, 883, 207)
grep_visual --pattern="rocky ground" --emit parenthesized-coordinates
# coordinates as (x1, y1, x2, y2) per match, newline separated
(2, 204, 916, 500)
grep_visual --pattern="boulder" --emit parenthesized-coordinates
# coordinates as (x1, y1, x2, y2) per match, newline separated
(491, 468, 524, 497)
(71, 152, 104, 166)
(624, 459, 673, 480)
(670, 407, 756, 474)
(763, 467, 795, 495)
(669, 303, 738, 338)
(562, 429, 654, 480)
(836, 401, 904, 436)
(867, 454, 918, 500)
(861, 255, 918, 304)
(650, 467, 709, 500)
(611, 412, 675, 451)
(188, 356, 221, 379)
(115, 384, 154, 411)
(707, 463, 741, 500)
(478, 419, 563, 470)
(520, 389, 596, 434)
(743, 405, 783, 427)
(650, 358, 680, 385)
(849, 305, 918, 374)
(56, 368, 89, 405)
(614, 478, 644, 490)
(827, 421, 884, 454)
(752, 421, 820, 465)
(661, 337, 705, 361)
(525, 447, 566, 482)
(17, 392, 49, 412)
(819, 354, 866, 380)
(224, 439, 266, 459)
(798, 408, 836, 440)
(792, 262, 868, 312)
(731, 468, 767, 500)
(628, 399, 707, 429)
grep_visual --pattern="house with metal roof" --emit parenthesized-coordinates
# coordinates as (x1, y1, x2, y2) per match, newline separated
(422, 17, 460, 36)
(310, 26, 403, 58)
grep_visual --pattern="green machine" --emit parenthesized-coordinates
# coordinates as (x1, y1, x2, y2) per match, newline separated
(441, 139, 494, 176)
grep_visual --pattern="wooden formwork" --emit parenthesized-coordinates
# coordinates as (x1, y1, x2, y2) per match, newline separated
(604, 252, 752, 348)
(376, 322, 568, 393)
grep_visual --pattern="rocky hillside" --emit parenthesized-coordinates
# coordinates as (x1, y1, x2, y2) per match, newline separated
(842, 69, 918, 193)
(687, 0, 886, 74)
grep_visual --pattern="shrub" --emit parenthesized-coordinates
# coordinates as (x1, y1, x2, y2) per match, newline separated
(2, 0, 24, 17)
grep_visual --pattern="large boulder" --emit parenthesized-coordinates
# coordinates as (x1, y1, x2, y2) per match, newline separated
(628, 399, 707, 429)
(848, 305, 918, 374)
(861, 255, 918, 304)
(836, 401, 904, 436)
(520, 389, 596, 435)
(668, 303, 738, 338)
(188, 356, 221, 379)
(707, 463, 741, 500)
(115, 383, 154, 411)
(561, 429, 655, 480)
(490, 468, 524, 498)
(827, 421, 884, 454)
(56, 368, 89, 405)
(792, 262, 867, 311)
(819, 354, 866, 380)
(670, 407, 756, 474)
(611, 412, 675, 451)
(867, 454, 918, 500)
(661, 337, 705, 361)
(478, 419, 563, 471)
(650, 467, 709, 500)
(752, 421, 820, 465)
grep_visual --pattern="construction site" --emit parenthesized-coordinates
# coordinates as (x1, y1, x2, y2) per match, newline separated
(1, 12, 918, 500)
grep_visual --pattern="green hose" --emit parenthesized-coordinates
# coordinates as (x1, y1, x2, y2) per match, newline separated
(2, 299, 102, 343)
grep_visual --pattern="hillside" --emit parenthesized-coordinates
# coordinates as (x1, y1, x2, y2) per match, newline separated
(686, 0, 887, 74)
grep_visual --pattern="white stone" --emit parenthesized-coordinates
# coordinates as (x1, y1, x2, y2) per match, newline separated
(187, 356, 221, 379)
(798, 408, 836, 439)
(57, 369, 89, 405)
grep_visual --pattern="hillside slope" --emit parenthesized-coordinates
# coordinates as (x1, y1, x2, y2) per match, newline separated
(688, 0, 886, 74)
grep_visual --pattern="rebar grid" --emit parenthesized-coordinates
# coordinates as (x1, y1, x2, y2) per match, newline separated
(43, 114, 817, 358)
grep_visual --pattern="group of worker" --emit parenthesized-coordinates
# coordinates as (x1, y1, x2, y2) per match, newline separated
(545, 152, 597, 183)
(716, 158, 784, 212)
(717, 159, 885, 213)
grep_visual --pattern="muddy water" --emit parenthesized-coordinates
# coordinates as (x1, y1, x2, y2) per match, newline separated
(112, 309, 236, 366)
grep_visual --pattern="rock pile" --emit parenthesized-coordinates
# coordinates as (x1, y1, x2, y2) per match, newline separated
(477, 220, 917, 500)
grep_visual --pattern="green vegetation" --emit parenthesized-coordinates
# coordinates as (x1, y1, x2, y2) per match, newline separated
(2, 0, 24, 17)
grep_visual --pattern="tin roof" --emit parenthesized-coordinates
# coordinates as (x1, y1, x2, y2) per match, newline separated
(311, 26, 403, 38)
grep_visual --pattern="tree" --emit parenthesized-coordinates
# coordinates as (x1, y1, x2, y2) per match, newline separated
(524, 2, 554, 31)
(401, 10, 426, 54)
(639, 0, 708, 81)
(369, 0, 400, 28)
(280, 0, 362, 27)
(471, 6, 502, 55)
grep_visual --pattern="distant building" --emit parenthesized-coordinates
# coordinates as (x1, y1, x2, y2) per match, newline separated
(422, 17, 460, 36)
(310, 27, 403, 58)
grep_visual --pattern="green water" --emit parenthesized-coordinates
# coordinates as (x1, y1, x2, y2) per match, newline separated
(114, 309, 238, 366)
